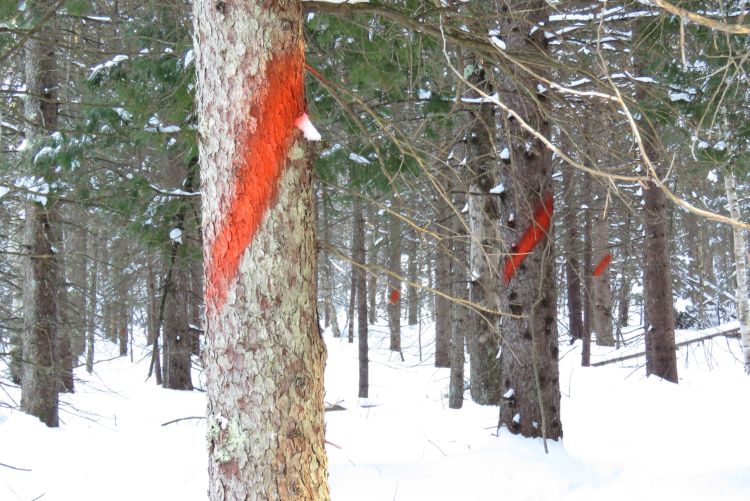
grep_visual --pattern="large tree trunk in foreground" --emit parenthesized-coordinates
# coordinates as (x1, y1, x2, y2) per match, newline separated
(20, 0, 61, 426)
(194, 1, 329, 499)
(496, 0, 562, 441)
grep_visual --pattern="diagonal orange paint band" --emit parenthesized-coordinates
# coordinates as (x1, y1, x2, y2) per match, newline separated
(502, 192, 554, 285)
(205, 51, 305, 313)
(592, 253, 612, 278)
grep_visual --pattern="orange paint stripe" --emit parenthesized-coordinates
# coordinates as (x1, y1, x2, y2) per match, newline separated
(592, 253, 612, 278)
(502, 192, 554, 285)
(205, 50, 305, 312)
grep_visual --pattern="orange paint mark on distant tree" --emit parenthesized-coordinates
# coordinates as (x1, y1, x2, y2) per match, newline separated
(205, 50, 305, 313)
(389, 289, 401, 304)
(592, 253, 612, 278)
(502, 192, 554, 285)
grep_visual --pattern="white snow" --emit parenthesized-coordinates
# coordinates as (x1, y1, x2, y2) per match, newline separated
(88, 54, 128, 80)
(490, 183, 505, 194)
(500, 147, 510, 160)
(707, 169, 719, 183)
(169, 228, 183, 244)
(183, 49, 195, 70)
(669, 92, 694, 102)
(490, 36, 506, 50)
(418, 88, 432, 100)
(294, 113, 322, 141)
(2, 319, 750, 501)
(348, 153, 371, 165)
(503, 388, 515, 399)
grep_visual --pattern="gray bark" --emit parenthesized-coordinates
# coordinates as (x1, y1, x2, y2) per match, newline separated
(464, 53, 502, 406)
(20, 0, 62, 425)
(592, 187, 613, 347)
(354, 197, 368, 398)
(387, 196, 402, 353)
(194, 0, 330, 498)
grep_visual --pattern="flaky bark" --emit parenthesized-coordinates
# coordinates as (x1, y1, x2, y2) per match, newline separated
(194, 1, 329, 499)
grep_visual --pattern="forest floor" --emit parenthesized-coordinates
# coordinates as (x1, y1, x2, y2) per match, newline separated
(1, 319, 749, 500)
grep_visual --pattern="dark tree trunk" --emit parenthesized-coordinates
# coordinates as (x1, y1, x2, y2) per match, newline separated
(448, 189, 468, 408)
(20, 0, 62, 425)
(582, 205, 593, 368)
(387, 196, 402, 353)
(354, 197, 368, 398)
(561, 166, 583, 343)
(407, 231, 419, 325)
(496, 0, 562, 441)
(163, 258, 193, 391)
(635, 27, 678, 383)
(434, 208, 452, 368)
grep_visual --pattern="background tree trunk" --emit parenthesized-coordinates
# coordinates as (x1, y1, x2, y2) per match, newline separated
(354, 197, 368, 398)
(387, 196, 402, 353)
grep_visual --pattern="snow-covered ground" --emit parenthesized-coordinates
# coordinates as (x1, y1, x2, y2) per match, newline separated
(2, 319, 749, 500)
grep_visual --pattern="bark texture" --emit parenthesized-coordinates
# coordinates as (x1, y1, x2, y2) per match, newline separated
(496, 0, 562, 440)
(387, 196, 402, 353)
(353, 197, 368, 398)
(194, 1, 329, 499)
(591, 186, 613, 347)
(20, 0, 61, 426)
(464, 54, 502, 406)
(723, 170, 750, 373)
(561, 166, 583, 343)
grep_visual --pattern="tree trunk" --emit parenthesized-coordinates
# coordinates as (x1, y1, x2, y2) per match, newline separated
(723, 169, 750, 374)
(194, 1, 330, 498)
(448, 189, 468, 408)
(367, 204, 379, 325)
(86, 229, 99, 375)
(354, 197, 368, 398)
(407, 231, 419, 325)
(20, 0, 61, 426)
(496, 0, 562, 440)
(348, 238, 356, 343)
(387, 196, 402, 353)
(464, 52, 502, 406)
(582, 184, 593, 367)
(636, 107, 678, 383)
(592, 187, 613, 346)
(146, 257, 162, 385)
(21, 203, 61, 427)
(434, 200, 452, 368)
(320, 187, 341, 338)
(561, 165, 583, 343)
